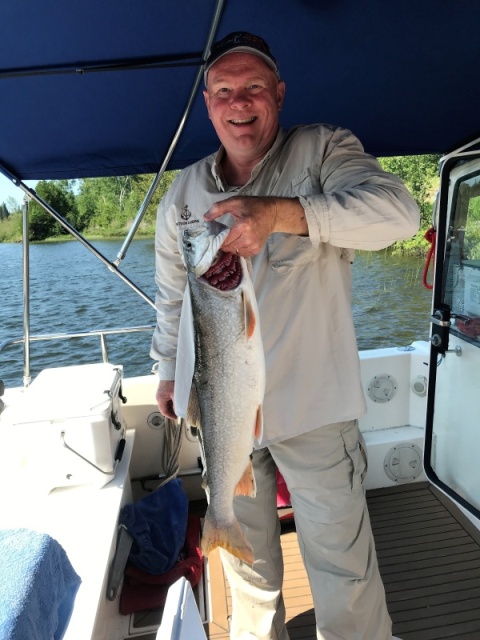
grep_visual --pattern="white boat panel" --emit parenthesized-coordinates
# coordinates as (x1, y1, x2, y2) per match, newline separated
(0, 430, 135, 640)
(156, 577, 207, 640)
(359, 341, 430, 433)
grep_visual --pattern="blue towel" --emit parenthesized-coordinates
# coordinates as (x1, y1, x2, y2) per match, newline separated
(0, 528, 81, 640)
(120, 478, 188, 575)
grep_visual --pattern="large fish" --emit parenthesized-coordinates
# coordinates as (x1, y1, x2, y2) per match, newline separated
(181, 221, 265, 564)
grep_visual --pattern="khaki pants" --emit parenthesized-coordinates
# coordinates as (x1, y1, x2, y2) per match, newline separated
(220, 420, 392, 640)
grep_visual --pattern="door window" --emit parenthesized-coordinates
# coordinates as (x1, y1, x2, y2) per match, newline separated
(425, 156, 480, 519)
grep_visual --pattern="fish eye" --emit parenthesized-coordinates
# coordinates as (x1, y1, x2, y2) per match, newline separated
(184, 240, 192, 250)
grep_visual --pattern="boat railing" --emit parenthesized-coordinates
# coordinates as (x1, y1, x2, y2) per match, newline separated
(0, 324, 155, 386)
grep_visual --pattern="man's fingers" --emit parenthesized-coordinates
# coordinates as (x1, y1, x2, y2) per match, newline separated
(221, 229, 243, 252)
(204, 199, 232, 221)
(156, 381, 177, 420)
(163, 405, 177, 420)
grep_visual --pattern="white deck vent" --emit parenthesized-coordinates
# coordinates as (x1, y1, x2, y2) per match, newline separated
(411, 375, 428, 397)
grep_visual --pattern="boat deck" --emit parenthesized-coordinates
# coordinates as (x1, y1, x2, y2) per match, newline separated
(205, 482, 480, 640)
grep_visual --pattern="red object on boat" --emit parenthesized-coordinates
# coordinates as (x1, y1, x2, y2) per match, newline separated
(457, 317, 480, 339)
(276, 469, 291, 508)
(423, 227, 436, 290)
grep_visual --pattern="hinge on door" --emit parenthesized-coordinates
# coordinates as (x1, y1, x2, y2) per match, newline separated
(430, 305, 469, 356)
(430, 304, 451, 354)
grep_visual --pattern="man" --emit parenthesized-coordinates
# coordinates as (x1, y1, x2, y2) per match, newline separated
(151, 31, 418, 640)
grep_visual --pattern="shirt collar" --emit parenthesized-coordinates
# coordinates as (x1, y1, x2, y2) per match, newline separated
(211, 127, 286, 191)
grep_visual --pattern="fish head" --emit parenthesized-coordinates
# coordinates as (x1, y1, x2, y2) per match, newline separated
(183, 220, 230, 278)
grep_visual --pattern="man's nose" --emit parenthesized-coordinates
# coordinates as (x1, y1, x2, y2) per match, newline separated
(230, 89, 252, 108)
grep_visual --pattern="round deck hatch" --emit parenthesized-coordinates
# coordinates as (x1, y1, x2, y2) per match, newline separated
(384, 443, 422, 482)
(367, 374, 397, 403)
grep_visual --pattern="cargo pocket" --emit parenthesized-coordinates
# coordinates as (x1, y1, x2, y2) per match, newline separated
(341, 422, 368, 493)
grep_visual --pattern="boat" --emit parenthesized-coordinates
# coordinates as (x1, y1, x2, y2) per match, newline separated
(1, 1, 480, 638)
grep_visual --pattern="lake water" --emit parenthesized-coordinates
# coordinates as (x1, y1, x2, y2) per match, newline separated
(0, 239, 432, 388)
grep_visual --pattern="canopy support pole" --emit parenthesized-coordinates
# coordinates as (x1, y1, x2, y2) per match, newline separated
(22, 194, 32, 386)
(113, 0, 226, 267)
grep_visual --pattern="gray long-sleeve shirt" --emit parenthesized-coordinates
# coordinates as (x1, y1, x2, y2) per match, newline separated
(151, 124, 419, 446)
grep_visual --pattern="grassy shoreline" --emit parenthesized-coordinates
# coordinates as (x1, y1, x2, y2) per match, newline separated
(0, 228, 431, 256)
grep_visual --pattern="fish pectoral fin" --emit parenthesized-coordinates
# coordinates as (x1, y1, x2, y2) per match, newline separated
(185, 384, 200, 428)
(254, 405, 263, 441)
(242, 290, 256, 340)
(235, 459, 256, 498)
(201, 511, 254, 564)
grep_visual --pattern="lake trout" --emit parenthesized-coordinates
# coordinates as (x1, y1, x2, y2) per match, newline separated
(182, 221, 265, 564)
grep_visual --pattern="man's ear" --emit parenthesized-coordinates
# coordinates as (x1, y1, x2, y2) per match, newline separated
(203, 90, 212, 120)
(276, 81, 286, 111)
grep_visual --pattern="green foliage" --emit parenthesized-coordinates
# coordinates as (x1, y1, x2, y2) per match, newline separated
(379, 154, 441, 256)
(0, 202, 9, 220)
(5, 197, 22, 216)
(379, 155, 440, 229)
(28, 180, 79, 241)
(0, 171, 179, 242)
(463, 194, 480, 260)
(76, 171, 178, 236)
(0, 211, 22, 242)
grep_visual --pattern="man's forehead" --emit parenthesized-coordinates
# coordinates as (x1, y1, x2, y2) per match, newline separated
(208, 53, 276, 83)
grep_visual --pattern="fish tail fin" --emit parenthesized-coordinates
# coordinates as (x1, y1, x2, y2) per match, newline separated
(201, 511, 254, 564)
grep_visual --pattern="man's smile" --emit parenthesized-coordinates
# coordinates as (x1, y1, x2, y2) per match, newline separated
(229, 116, 257, 125)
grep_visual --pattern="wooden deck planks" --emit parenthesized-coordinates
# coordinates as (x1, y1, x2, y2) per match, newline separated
(369, 483, 480, 640)
(205, 483, 480, 639)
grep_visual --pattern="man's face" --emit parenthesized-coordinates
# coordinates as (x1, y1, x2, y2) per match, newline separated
(203, 52, 285, 164)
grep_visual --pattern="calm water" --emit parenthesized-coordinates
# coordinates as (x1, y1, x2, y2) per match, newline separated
(0, 240, 432, 388)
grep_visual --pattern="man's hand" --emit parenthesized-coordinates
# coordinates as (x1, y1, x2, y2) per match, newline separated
(156, 379, 177, 420)
(204, 195, 307, 256)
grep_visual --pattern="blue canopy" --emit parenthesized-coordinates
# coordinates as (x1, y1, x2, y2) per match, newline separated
(1, 0, 479, 180)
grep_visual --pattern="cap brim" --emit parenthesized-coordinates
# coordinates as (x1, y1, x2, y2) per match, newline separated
(204, 46, 279, 85)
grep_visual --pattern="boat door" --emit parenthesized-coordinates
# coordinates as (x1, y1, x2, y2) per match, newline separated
(424, 147, 480, 520)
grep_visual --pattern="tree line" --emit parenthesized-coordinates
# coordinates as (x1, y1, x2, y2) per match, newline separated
(0, 155, 441, 251)
(0, 172, 178, 242)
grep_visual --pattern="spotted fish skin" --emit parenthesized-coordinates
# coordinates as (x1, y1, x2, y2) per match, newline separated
(183, 221, 265, 564)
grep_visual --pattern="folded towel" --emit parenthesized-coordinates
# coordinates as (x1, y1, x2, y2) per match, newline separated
(119, 478, 188, 575)
(119, 514, 203, 614)
(0, 528, 81, 640)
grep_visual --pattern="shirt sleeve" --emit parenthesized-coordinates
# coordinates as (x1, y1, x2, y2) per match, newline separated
(300, 127, 420, 250)
(149, 193, 186, 379)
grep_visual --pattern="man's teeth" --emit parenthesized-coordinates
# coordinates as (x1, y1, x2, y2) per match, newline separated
(230, 117, 256, 124)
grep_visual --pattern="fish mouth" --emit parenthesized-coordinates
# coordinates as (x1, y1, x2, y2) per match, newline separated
(200, 250, 241, 290)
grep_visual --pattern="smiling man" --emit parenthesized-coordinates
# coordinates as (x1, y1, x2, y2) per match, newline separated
(204, 49, 285, 185)
(151, 31, 418, 640)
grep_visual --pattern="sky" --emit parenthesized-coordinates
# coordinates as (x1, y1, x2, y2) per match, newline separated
(0, 174, 38, 208)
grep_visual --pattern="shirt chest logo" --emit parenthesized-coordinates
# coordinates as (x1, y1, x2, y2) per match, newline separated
(176, 204, 200, 228)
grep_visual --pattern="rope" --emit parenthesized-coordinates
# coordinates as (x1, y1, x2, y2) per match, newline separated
(423, 227, 436, 290)
(158, 417, 184, 488)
